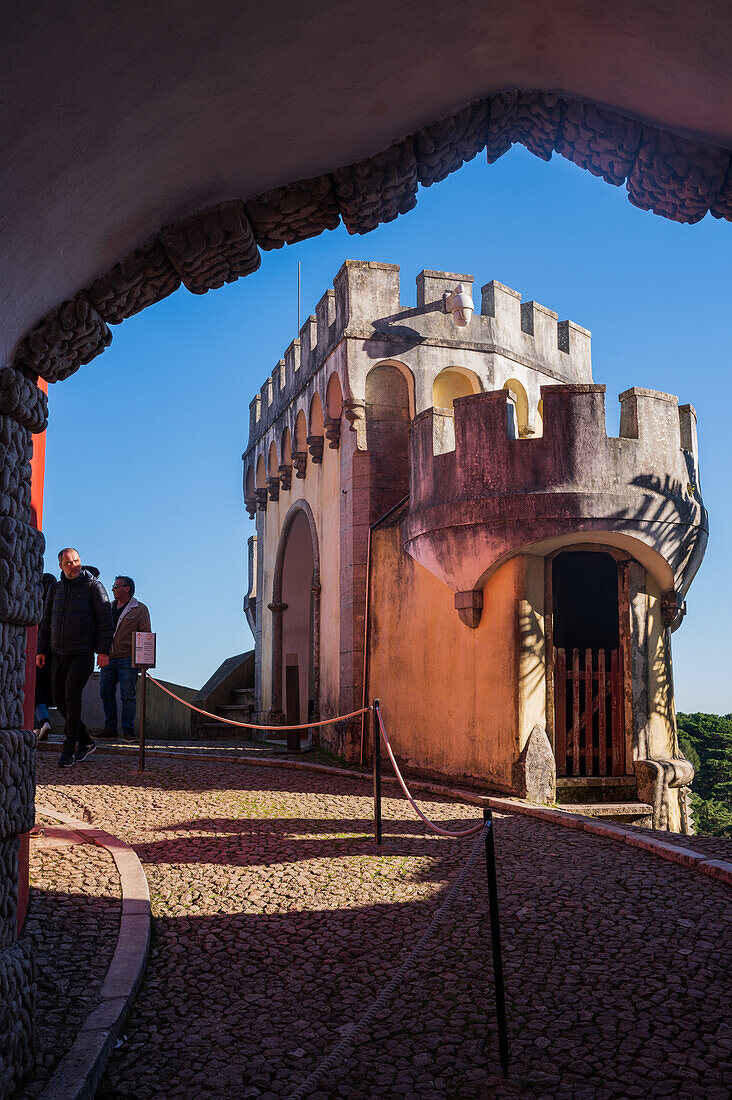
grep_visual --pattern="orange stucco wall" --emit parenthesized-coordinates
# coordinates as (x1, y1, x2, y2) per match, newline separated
(368, 522, 527, 790)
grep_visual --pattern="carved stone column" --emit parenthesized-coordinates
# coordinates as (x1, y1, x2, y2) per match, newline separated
(0, 366, 47, 1093)
(267, 601, 288, 723)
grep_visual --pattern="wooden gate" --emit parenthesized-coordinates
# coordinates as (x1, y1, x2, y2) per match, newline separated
(554, 647, 625, 777)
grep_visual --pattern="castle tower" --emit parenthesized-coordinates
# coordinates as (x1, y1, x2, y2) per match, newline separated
(242, 262, 706, 831)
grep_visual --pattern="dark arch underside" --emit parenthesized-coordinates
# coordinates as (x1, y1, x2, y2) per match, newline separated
(5, 89, 732, 442)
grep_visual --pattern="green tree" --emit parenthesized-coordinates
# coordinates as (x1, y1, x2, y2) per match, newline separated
(677, 713, 732, 837)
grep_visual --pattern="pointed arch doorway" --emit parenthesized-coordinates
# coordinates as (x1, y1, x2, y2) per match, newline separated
(269, 502, 320, 742)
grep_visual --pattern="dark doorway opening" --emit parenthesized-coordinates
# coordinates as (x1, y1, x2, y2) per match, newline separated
(552, 551, 626, 777)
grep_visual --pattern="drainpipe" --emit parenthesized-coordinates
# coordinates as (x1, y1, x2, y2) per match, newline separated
(360, 495, 409, 765)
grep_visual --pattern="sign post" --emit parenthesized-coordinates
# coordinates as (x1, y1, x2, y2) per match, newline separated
(132, 632, 156, 773)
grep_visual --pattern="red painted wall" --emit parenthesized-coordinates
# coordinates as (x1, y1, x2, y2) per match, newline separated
(18, 380, 47, 933)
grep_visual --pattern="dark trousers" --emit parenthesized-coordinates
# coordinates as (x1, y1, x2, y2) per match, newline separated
(51, 651, 94, 754)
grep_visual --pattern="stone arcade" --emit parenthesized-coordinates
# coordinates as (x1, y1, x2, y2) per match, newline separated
(243, 261, 707, 831)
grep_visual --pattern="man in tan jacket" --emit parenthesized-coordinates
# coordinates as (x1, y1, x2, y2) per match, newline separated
(99, 575, 151, 741)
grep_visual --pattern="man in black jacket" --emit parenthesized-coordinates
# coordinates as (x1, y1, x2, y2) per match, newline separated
(37, 547, 114, 767)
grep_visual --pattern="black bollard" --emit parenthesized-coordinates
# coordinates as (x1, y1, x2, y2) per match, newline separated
(483, 806, 509, 1078)
(373, 700, 382, 845)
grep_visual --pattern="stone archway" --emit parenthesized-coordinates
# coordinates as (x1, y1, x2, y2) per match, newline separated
(2, 8, 732, 1086)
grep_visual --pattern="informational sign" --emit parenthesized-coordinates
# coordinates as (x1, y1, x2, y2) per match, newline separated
(133, 631, 156, 668)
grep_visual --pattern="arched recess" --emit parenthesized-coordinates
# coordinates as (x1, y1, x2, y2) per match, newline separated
(244, 464, 256, 517)
(309, 391, 324, 435)
(308, 392, 325, 464)
(255, 453, 267, 487)
(281, 426, 292, 465)
(293, 408, 308, 478)
(267, 440, 279, 476)
(503, 378, 530, 437)
(326, 372, 343, 420)
(269, 500, 320, 726)
(365, 362, 412, 519)
(432, 367, 481, 409)
(325, 372, 343, 448)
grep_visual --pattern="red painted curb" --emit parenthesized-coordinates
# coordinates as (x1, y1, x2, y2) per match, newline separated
(34, 804, 151, 1100)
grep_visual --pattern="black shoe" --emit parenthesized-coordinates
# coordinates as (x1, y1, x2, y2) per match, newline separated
(75, 740, 96, 762)
(122, 730, 136, 743)
(57, 751, 75, 768)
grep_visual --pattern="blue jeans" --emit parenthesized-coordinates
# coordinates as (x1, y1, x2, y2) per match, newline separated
(100, 657, 138, 734)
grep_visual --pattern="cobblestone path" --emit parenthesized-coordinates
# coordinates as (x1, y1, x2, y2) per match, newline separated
(20, 819, 120, 1097)
(36, 752, 731, 1099)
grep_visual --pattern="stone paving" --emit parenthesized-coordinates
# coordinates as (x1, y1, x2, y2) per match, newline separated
(19, 818, 120, 1098)
(33, 751, 732, 1099)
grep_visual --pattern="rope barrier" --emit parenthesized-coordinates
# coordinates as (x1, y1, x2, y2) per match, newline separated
(286, 821, 489, 1100)
(145, 674, 372, 731)
(376, 706, 485, 838)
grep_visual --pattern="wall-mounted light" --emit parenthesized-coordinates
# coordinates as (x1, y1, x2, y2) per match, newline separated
(444, 283, 474, 328)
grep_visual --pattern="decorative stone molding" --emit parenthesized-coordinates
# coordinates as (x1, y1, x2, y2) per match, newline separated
(0, 939, 34, 1095)
(627, 127, 730, 224)
(0, 417, 33, 522)
(661, 590, 686, 630)
(0, 519, 44, 626)
(344, 399, 365, 431)
(324, 417, 341, 449)
(13, 295, 112, 383)
(254, 488, 268, 511)
(267, 475, 280, 502)
(159, 200, 261, 294)
(0, 729, 35, 841)
(454, 589, 483, 629)
(711, 160, 732, 220)
(332, 137, 418, 234)
(0, 626, 28, 730)
(245, 174, 340, 250)
(556, 99, 642, 186)
(244, 495, 257, 520)
(487, 91, 563, 163)
(292, 450, 307, 479)
(415, 100, 489, 187)
(86, 240, 181, 324)
(306, 434, 324, 463)
(634, 758, 695, 832)
(0, 367, 47, 434)
(278, 463, 292, 491)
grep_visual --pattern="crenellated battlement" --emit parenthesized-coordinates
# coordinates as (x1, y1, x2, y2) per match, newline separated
(245, 261, 593, 455)
(405, 385, 707, 606)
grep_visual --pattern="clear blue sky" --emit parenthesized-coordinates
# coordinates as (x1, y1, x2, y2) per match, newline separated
(41, 146, 730, 713)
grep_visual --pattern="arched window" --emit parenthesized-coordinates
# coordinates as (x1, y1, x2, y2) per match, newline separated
(255, 453, 267, 487)
(281, 426, 292, 466)
(503, 378, 530, 437)
(267, 440, 279, 477)
(365, 363, 412, 515)
(326, 372, 343, 420)
(432, 367, 481, 409)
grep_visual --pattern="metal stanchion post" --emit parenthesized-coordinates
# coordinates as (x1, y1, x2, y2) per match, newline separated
(483, 806, 509, 1079)
(373, 699, 382, 846)
(138, 667, 147, 773)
